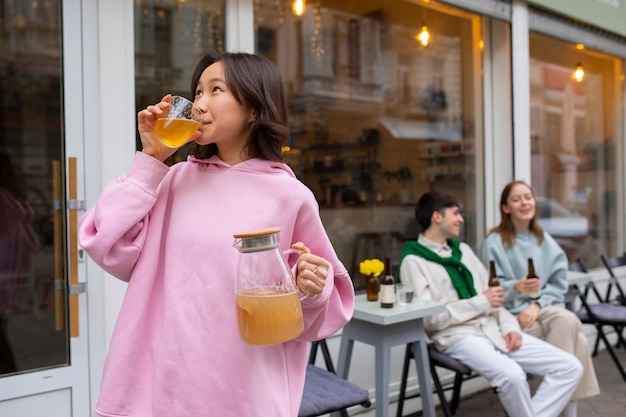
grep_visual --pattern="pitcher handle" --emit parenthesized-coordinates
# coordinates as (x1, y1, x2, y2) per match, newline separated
(283, 248, 312, 300)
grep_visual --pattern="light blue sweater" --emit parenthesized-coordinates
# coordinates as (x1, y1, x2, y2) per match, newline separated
(478, 230, 569, 314)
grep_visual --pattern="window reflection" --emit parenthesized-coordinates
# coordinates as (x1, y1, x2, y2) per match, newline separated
(134, 0, 226, 162)
(529, 32, 624, 266)
(254, 0, 483, 287)
(0, 0, 68, 375)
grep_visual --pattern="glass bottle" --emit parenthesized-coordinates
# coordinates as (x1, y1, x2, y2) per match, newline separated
(366, 273, 379, 302)
(488, 261, 500, 287)
(380, 257, 395, 308)
(527, 258, 540, 299)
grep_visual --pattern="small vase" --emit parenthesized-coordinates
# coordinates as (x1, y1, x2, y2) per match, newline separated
(366, 274, 379, 301)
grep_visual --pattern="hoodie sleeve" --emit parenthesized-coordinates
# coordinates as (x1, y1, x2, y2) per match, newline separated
(286, 186, 355, 342)
(78, 152, 169, 281)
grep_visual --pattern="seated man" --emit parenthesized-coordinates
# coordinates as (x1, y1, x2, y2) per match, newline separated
(399, 191, 582, 417)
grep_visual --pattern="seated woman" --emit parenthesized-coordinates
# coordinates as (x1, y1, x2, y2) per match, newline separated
(478, 180, 599, 417)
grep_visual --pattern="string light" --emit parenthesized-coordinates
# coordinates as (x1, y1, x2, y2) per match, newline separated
(572, 62, 584, 83)
(310, 2, 325, 56)
(416, 24, 430, 46)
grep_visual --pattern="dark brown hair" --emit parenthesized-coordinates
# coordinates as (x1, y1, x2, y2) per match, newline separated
(188, 51, 289, 161)
(488, 180, 544, 248)
(415, 191, 461, 231)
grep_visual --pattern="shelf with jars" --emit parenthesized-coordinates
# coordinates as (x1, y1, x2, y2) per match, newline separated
(417, 139, 475, 182)
(298, 129, 381, 207)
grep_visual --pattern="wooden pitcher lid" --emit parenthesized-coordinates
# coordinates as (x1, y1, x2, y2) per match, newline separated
(233, 227, 281, 239)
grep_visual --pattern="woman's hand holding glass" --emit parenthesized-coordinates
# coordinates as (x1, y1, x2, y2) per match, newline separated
(138, 94, 201, 162)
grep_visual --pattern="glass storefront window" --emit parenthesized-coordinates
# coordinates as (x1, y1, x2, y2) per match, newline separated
(0, 0, 70, 375)
(254, 0, 483, 288)
(529, 32, 624, 266)
(134, 0, 226, 162)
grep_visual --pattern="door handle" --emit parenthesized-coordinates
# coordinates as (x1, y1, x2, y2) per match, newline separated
(68, 157, 80, 338)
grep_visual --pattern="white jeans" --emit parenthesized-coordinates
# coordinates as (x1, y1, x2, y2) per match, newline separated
(444, 333, 582, 417)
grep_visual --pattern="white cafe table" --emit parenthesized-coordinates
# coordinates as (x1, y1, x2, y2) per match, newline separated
(335, 294, 445, 417)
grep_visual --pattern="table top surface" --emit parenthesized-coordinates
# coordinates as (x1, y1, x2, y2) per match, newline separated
(351, 293, 445, 326)
(351, 271, 588, 325)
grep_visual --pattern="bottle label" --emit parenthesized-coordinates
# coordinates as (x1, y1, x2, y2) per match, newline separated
(380, 284, 395, 305)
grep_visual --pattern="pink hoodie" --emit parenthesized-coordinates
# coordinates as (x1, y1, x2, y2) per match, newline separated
(79, 152, 354, 417)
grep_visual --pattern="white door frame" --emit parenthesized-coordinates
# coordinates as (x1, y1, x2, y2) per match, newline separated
(0, 0, 92, 415)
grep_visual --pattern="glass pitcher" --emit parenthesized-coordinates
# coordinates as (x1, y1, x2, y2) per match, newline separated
(233, 227, 304, 345)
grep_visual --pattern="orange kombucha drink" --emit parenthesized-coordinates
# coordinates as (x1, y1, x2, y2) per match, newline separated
(236, 288, 303, 345)
(154, 118, 200, 148)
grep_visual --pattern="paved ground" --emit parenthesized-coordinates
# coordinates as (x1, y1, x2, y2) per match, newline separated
(409, 345, 626, 416)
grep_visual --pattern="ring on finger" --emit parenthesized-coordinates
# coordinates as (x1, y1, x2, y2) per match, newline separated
(312, 265, 319, 275)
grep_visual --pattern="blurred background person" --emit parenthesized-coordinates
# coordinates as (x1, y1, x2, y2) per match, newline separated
(479, 180, 599, 417)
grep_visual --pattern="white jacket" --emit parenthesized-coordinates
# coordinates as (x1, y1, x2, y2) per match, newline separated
(399, 235, 521, 352)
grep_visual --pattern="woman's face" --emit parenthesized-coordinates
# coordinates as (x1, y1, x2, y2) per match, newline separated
(502, 183, 536, 229)
(192, 61, 254, 154)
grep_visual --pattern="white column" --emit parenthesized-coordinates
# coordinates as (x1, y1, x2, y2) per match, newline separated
(483, 17, 513, 230)
(511, 1, 531, 184)
(226, 0, 255, 53)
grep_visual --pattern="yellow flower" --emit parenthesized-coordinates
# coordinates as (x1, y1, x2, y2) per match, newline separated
(359, 258, 385, 277)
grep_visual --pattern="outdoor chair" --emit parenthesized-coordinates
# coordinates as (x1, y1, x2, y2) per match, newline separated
(569, 258, 626, 382)
(600, 253, 626, 306)
(298, 339, 371, 417)
(397, 342, 481, 417)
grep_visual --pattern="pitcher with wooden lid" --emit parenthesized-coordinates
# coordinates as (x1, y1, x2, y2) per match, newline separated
(233, 227, 304, 345)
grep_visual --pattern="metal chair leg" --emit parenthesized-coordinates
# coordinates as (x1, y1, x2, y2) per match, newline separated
(396, 343, 413, 417)
(429, 361, 453, 417)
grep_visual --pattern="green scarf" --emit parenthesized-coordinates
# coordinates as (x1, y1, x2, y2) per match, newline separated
(400, 239, 477, 299)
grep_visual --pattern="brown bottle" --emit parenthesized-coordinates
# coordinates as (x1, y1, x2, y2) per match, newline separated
(527, 258, 540, 299)
(366, 274, 379, 301)
(488, 261, 500, 287)
(380, 257, 395, 308)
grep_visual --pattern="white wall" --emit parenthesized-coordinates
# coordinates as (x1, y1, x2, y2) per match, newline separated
(85, 0, 137, 411)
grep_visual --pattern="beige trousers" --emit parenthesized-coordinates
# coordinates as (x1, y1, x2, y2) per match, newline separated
(523, 306, 600, 400)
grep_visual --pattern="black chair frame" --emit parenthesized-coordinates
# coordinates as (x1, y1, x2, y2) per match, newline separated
(600, 253, 626, 306)
(570, 258, 626, 382)
(397, 342, 480, 417)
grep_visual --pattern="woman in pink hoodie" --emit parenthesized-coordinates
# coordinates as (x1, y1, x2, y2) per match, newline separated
(79, 51, 355, 417)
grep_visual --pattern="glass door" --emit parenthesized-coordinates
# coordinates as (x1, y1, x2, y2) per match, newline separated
(0, 1, 90, 415)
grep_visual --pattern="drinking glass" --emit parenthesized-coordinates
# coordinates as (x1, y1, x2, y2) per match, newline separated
(396, 284, 415, 305)
(153, 95, 200, 148)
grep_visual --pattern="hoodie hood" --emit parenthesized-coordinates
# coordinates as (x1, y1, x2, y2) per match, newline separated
(187, 154, 297, 178)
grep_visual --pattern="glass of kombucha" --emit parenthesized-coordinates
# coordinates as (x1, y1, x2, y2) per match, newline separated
(153, 95, 200, 148)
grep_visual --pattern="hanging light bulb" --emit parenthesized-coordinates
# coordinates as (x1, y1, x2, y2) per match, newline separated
(292, 0, 305, 16)
(416, 24, 430, 46)
(572, 62, 584, 83)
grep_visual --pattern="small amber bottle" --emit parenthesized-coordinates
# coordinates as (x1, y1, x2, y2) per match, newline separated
(366, 274, 379, 301)
(379, 257, 395, 308)
(488, 261, 500, 287)
(527, 258, 540, 299)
